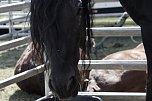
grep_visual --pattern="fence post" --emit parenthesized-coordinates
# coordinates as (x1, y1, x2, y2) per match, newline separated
(44, 69, 50, 96)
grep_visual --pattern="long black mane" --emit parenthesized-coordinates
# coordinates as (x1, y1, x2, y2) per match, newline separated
(30, 0, 60, 62)
(80, 0, 94, 60)
(30, 0, 94, 63)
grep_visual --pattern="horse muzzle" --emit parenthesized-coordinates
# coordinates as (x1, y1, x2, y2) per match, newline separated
(49, 76, 80, 100)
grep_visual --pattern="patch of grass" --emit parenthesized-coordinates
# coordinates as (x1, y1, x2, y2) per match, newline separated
(94, 17, 137, 27)
(0, 45, 27, 69)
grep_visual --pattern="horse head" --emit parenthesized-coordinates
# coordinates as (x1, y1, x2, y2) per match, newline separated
(30, 0, 93, 100)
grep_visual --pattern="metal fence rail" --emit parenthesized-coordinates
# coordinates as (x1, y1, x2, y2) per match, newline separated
(78, 60, 147, 70)
(0, 60, 147, 89)
(0, 1, 30, 13)
(0, 16, 30, 25)
(0, 64, 45, 89)
(78, 92, 145, 101)
(36, 92, 145, 101)
(0, 36, 30, 51)
(0, 26, 141, 44)
(92, 27, 141, 37)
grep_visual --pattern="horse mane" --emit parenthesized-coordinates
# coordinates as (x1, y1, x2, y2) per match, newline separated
(30, 0, 63, 63)
(30, 0, 94, 63)
(80, 0, 94, 60)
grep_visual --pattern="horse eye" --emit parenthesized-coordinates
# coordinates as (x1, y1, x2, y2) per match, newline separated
(57, 50, 61, 53)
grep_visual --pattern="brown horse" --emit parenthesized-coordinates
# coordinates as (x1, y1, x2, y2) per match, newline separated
(87, 43, 147, 92)
(14, 43, 45, 96)
(103, 43, 146, 60)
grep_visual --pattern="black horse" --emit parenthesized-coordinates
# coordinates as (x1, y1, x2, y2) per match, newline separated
(30, 0, 92, 100)
(119, 0, 152, 101)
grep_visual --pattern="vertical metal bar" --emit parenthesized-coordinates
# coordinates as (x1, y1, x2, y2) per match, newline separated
(44, 70, 50, 96)
(8, 0, 13, 38)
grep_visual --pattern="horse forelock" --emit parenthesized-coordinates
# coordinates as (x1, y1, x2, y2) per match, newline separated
(30, 0, 65, 62)
(30, 0, 94, 64)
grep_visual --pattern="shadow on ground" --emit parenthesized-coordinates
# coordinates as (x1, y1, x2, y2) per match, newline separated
(9, 90, 40, 101)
